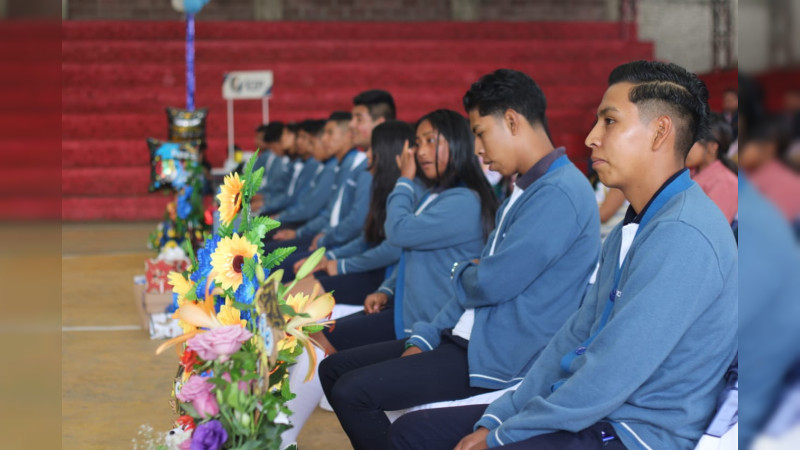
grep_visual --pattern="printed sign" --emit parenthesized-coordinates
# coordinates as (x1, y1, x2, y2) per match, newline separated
(222, 70, 273, 99)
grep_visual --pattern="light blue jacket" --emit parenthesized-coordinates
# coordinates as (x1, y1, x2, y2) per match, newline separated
(296, 149, 372, 249)
(406, 157, 600, 390)
(475, 172, 738, 450)
(261, 157, 320, 215)
(376, 177, 486, 337)
(275, 157, 337, 224)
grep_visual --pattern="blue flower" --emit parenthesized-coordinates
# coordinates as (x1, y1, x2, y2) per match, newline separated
(191, 235, 220, 299)
(176, 186, 193, 220)
(234, 258, 261, 322)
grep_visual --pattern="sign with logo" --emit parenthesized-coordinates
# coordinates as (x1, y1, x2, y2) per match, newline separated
(222, 71, 273, 100)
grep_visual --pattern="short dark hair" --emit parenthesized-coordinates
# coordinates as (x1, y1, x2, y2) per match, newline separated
(299, 119, 327, 137)
(608, 60, 710, 159)
(353, 89, 396, 121)
(463, 69, 549, 134)
(257, 122, 284, 143)
(328, 111, 353, 123)
(286, 122, 300, 134)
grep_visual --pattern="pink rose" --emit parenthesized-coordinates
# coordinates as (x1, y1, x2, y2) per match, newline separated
(192, 391, 219, 418)
(187, 326, 253, 362)
(176, 375, 219, 419)
(177, 375, 213, 403)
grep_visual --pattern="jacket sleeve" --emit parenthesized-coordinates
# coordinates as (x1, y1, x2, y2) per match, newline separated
(375, 264, 398, 301)
(384, 178, 482, 251)
(319, 170, 373, 248)
(338, 240, 401, 274)
(406, 296, 465, 351)
(479, 222, 728, 447)
(277, 165, 336, 224)
(327, 234, 369, 260)
(454, 186, 581, 309)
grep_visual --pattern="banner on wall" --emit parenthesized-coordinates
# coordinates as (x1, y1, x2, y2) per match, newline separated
(222, 71, 274, 100)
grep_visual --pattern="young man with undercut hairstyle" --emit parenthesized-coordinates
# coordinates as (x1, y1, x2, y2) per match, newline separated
(390, 60, 737, 450)
(350, 89, 396, 152)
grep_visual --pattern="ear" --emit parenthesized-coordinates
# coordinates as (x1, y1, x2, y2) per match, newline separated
(651, 115, 673, 153)
(374, 117, 386, 127)
(504, 109, 520, 136)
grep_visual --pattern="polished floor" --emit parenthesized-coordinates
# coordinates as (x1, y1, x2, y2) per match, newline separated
(61, 222, 351, 449)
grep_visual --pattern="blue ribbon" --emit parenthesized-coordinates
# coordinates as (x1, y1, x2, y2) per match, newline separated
(185, 14, 195, 111)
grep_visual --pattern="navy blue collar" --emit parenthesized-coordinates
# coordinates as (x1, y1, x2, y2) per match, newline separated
(516, 147, 566, 190)
(623, 169, 688, 225)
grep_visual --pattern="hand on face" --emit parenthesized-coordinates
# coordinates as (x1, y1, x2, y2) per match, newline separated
(396, 140, 417, 180)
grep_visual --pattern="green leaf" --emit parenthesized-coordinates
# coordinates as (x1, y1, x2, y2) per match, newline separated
(295, 247, 326, 281)
(242, 149, 259, 180)
(242, 256, 256, 280)
(232, 300, 255, 311)
(248, 216, 281, 239)
(218, 218, 234, 238)
(279, 304, 298, 317)
(248, 167, 265, 198)
(180, 239, 197, 269)
(180, 402, 199, 418)
(184, 288, 197, 301)
(280, 377, 296, 401)
(262, 246, 295, 270)
(303, 324, 325, 334)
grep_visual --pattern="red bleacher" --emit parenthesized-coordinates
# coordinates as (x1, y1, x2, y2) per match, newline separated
(62, 21, 653, 221)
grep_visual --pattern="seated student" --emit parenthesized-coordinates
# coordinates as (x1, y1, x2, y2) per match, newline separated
(314, 109, 499, 356)
(390, 60, 738, 450)
(258, 122, 310, 215)
(269, 119, 335, 230)
(319, 70, 600, 450)
(252, 122, 293, 207)
(266, 112, 371, 273)
(739, 115, 800, 224)
(685, 113, 738, 223)
(292, 120, 415, 306)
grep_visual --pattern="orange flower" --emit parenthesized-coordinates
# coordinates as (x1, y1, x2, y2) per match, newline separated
(216, 172, 244, 226)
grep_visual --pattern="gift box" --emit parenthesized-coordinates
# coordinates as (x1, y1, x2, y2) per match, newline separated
(145, 256, 190, 294)
(134, 274, 176, 333)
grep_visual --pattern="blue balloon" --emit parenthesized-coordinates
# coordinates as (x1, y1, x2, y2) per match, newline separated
(183, 0, 210, 14)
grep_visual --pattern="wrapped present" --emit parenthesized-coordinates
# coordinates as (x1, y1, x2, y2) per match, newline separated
(145, 258, 189, 294)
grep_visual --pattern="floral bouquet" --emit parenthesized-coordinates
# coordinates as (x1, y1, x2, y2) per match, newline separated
(147, 152, 335, 450)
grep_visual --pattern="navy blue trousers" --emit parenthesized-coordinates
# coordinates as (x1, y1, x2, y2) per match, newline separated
(390, 405, 628, 450)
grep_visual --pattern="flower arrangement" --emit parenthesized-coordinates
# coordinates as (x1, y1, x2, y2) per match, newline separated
(145, 152, 335, 450)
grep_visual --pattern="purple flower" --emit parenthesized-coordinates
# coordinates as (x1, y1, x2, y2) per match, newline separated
(190, 420, 228, 450)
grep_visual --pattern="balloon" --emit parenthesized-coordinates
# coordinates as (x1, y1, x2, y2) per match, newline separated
(171, 0, 210, 14)
(148, 138, 202, 192)
(166, 107, 208, 143)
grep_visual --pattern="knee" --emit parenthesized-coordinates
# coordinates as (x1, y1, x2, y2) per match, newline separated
(329, 370, 368, 408)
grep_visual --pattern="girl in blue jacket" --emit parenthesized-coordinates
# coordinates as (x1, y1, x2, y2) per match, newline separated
(292, 120, 414, 305)
(316, 109, 498, 354)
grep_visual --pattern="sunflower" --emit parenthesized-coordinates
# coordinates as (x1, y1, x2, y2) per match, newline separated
(210, 233, 258, 291)
(168, 272, 194, 307)
(216, 172, 244, 226)
(217, 298, 247, 328)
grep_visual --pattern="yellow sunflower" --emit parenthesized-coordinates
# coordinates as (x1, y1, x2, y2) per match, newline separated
(168, 271, 194, 307)
(210, 233, 258, 291)
(217, 298, 247, 327)
(216, 172, 244, 226)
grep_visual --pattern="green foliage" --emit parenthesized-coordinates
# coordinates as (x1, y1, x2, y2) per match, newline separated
(262, 247, 295, 270)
